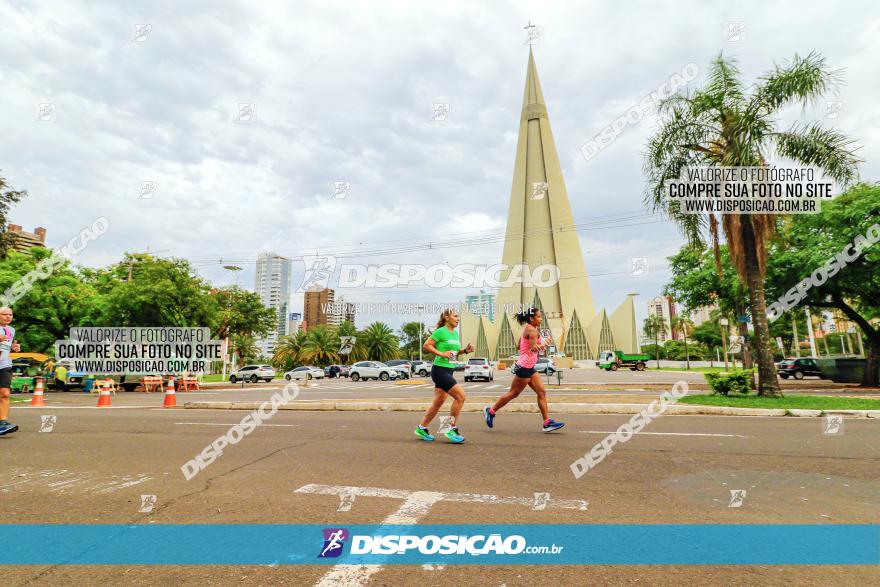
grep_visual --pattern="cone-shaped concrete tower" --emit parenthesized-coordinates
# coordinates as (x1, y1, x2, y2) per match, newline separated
(493, 48, 596, 357)
(459, 49, 639, 362)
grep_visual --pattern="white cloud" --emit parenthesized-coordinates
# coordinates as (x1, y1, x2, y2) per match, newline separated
(1, 0, 877, 329)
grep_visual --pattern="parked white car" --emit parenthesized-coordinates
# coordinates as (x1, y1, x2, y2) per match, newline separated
(410, 360, 432, 377)
(464, 358, 494, 382)
(385, 360, 412, 379)
(229, 364, 276, 383)
(349, 361, 399, 382)
(284, 366, 325, 381)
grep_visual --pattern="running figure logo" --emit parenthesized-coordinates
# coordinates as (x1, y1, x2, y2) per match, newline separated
(298, 255, 337, 292)
(728, 489, 747, 508)
(39, 415, 57, 433)
(823, 415, 843, 435)
(339, 336, 356, 356)
(318, 528, 349, 558)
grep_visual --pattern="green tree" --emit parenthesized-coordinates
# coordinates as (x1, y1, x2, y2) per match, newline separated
(691, 320, 722, 355)
(399, 321, 428, 359)
(645, 52, 860, 396)
(764, 183, 880, 385)
(213, 286, 277, 340)
(359, 322, 399, 362)
(82, 254, 218, 328)
(300, 325, 340, 367)
(641, 343, 665, 361)
(664, 244, 753, 368)
(0, 248, 95, 353)
(231, 334, 259, 365)
(0, 172, 27, 258)
(670, 315, 694, 369)
(643, 315, 667, 368)
(272, 331, 306, 371)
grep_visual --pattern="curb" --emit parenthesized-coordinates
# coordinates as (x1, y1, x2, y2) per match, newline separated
(182, 401, 877, 418)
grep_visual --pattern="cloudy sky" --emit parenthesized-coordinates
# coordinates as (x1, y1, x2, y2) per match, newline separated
(2, 0, 879, 330)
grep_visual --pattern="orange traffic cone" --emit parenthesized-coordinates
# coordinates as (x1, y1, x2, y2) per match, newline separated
(162, 376, 177, 408)
(30, 377, 46, 406)
(96, 379, 112, 407)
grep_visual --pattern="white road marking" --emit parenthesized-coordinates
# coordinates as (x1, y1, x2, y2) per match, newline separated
(1, 469, 152, 494)
(96, 475, 153, 493)
(295, 484, 589, 511)
(16, 405, 159, 409)
(578, 430, 748, 437)
(485, 384, 501, 389)
(47, 476, 90, 490)
(174, 422, 300, 427)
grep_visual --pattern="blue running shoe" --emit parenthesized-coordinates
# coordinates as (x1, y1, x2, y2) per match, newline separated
(483, 406, 495, 429)
(542, 419, 565, 433)
(0, 421, 18, 436)
(444, 427, 465, 443)
(414, 426, 434, 441)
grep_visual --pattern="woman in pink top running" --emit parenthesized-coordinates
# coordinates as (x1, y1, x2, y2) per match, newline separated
(483, 307, 564, 432)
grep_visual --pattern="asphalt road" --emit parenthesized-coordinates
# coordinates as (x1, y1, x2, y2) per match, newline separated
(3, 395, 879, 585)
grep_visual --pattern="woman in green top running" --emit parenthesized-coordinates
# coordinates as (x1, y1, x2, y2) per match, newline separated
(414, 308, 473, 444)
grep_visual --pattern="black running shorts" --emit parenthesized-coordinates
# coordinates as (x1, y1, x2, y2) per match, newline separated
(513, 365, 536, 379)
(0, 367, 12, 389)
(431, 365, 457, 392)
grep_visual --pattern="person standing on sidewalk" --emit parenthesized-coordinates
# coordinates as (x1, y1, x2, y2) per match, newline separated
(0, 307, 22, 436)
(414, 308, 473, 444)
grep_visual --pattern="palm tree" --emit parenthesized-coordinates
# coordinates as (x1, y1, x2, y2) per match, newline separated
(645, 52, 860, 396)
(272, 331, 306, 371)
(300, 326, 340, 367)
(231, 334, 259, 365)
(643, 315, 667, 369)
(359, 322, 400, 362)
(671, 315, 695, 370)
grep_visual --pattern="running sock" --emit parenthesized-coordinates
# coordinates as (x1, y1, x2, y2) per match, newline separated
(418, 425, 429, 431)
(488, 408, 495, 415)
(543, 418, 551, 426)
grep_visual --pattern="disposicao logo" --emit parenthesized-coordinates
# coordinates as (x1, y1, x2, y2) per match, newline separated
(318, 528, 349, 558)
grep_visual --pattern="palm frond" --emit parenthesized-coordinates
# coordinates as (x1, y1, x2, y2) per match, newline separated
(771, 122, 862, 185)
(704, 53, 745, 109)
(749, 51, 843, 114)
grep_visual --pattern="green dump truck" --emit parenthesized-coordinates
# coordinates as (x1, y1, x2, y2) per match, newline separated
(596, 350, 650, 371)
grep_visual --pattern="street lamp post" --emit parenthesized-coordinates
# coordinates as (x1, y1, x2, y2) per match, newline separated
(417, 304, 425, 361)
(221, 265, 243, 380)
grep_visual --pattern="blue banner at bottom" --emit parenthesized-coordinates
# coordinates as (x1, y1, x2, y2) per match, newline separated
(2, 525, 878, 565)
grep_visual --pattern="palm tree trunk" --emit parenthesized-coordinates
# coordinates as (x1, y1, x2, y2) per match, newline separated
(656, 333, 660, 369)
(735, 309, 754, 370)
(742, 222, 782, 397)
(684, 336, 690, 370)
(863, 341, 879, 387)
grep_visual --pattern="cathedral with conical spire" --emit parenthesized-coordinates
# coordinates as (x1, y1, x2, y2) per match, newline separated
(460, 48, 639, 360)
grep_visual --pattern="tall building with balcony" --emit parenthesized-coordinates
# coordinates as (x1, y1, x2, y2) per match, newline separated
(6, 224, 47, 252)
(254, 253, 292, 356)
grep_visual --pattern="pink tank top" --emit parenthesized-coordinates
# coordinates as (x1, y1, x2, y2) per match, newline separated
(517, 330, 538, 369)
